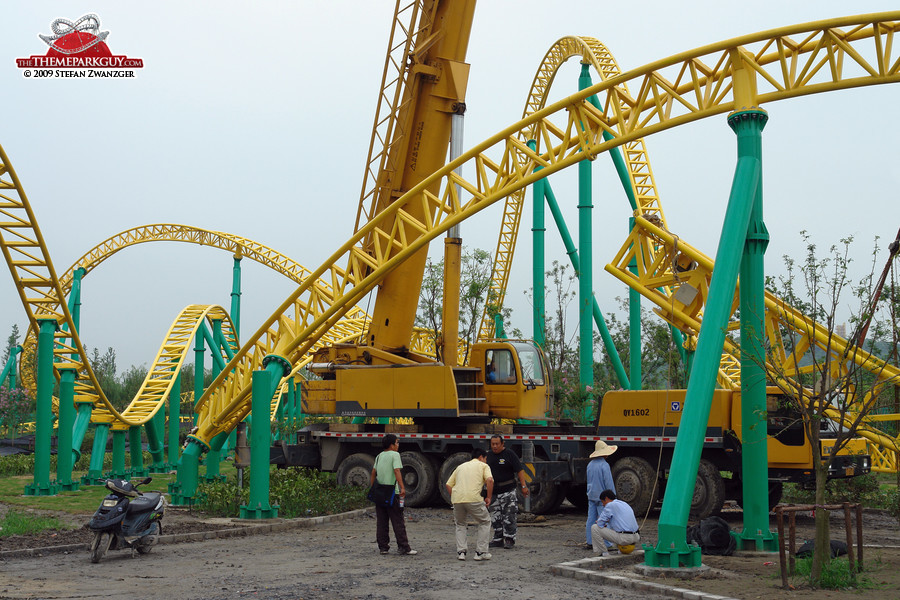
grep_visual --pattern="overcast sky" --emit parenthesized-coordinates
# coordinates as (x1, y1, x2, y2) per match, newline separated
(1, 1, 898, 372)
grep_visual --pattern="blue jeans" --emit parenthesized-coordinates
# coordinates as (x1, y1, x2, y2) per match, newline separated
(586, 499, 602, 544)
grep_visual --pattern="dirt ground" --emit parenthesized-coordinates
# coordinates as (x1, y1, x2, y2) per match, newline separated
(1, 503, 898, 600)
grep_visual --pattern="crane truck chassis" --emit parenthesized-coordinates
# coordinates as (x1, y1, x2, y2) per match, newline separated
(271, 338, 871, 518)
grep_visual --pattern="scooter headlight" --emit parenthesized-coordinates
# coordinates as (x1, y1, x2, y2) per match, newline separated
(102, 499, 118, 507)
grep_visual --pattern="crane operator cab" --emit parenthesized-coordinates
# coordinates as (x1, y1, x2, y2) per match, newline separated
(474, 340, 552, 420)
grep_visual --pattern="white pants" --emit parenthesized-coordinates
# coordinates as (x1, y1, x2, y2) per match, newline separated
(591, 524, 640, 553)
(453, 501, 491, 554)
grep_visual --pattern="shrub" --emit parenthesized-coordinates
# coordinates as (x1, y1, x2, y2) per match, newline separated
(784, 473, 892, 508)
(792, 555, 876, 589)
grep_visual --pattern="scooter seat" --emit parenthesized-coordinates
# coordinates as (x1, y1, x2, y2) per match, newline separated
(127, 492, 162, 514)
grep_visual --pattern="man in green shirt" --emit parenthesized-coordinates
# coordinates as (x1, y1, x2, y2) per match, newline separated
(370, 434, 417, 555)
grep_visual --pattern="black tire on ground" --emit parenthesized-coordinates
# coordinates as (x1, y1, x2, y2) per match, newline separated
(690, 459, 726, 519)
(517, 481, 560, 515)
(438, 452, 472, 506)
(399, 451, 437, 507)
(335, 453, 375, 488)
(90, 531, 111, 564)
(612, 456, 659, 517)
(565, 484, 589, 510)
(733, 479, 784, 512)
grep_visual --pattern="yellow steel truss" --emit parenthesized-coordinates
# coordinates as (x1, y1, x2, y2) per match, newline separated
(605, 215, 900, 470)
(192, 14, 900, 446)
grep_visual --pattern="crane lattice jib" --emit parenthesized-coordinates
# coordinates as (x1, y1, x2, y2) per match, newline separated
(355, 0, 429, 237)
(192, 14, 900, 447)
(478, 36, 667, 341)
(605, 215, 900, 467)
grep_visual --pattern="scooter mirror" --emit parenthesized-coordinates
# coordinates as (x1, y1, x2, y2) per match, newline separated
(139, 477, 152, 486)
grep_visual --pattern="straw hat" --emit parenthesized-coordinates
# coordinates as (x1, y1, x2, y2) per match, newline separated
(589, 440, 617, 458)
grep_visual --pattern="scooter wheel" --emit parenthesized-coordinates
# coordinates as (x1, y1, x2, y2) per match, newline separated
(90, 532, 111, 563)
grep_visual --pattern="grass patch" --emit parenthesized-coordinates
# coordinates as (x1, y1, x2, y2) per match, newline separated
(791, 555, 879, 590)
(198, 467, 368, 518)
(0, 510, 72, 537)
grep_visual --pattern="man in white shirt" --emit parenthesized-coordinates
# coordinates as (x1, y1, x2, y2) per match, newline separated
(445, 448, 494, 561)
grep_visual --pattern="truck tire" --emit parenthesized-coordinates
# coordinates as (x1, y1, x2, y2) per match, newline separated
(399, 451, 436, 507)
(690, 459, 725, 519)
(438, 452, 472, 506)
(336, 453, 375, 488)
(612, 456, 658, 517)
(518, 481, 560, 515)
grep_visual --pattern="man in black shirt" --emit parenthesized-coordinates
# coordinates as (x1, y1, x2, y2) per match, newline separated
(486, 435, 529, 549)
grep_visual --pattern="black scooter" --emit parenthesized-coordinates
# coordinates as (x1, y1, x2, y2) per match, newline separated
(88, 477, 165, 563)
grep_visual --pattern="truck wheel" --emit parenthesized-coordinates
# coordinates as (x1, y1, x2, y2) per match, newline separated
(690, 459, 725, 519)
(399, 451, 436, 507)
(612, 456, 658, 517)
(565, 484, 589, 510)
(336, 453, 375, 488)
(438, 452, 472, 506)
(518, 482, 560, 515)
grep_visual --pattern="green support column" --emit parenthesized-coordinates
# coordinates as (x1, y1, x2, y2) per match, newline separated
(240, 357, 287, 519)
(231, 253, 242, 342)
(71, 400, 93, 465)
(1, 345, 20, 389)
(109, 428, 129, 478)
(577, 64, 595, 421)
(129, 425, 148, 477)
(24, 319, 59, 496)
(82, 423, 109, 485)
(644, 108, 765, 569)
(193, 327, 205, 426)
(168, 372, 181, 467)
(201, 320, 226, 484)
(529, 140, 547, 348)
(544, 183, 629, 390)
(628, 218, 642, 390)
(147, 405, 168, 473)
(169, 437, 205, 506)
(734, 109, 777, 552)
(54, 368, 79, 490)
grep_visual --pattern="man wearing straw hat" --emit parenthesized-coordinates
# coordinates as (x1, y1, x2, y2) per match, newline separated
(584, 440, 617, 550)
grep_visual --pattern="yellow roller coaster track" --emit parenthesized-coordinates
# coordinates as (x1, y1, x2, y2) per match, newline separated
(477, 35, 668, 341)
(190, 13, 900, 447)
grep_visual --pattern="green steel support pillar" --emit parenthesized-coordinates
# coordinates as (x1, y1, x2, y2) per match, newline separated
(193, 327, 205, 426)
(110, 428, 129, 478)
(71, 400, 93, 465)
(628, 217, 642, 390)
(201, 321, 226, 484)
(231, 254, 242, 342)
(544, 183, 629, 390)
(24, 319, 59, 496)
(83, 423, 109, 485)
(734, 109, 777, 552)
(494, 314, 506, 339)
(1, 345, 20, 389)
(168, 372, 181, 467)
(129, 425, 148, 477)
(577, 64, 595, 421)
(147, 405, 168, 473)
(529, 139, 546, 348)
(240, 357, 287, 519)
(169, 437, 204, 506)
(54, 368, 79, 491)
(644, 108, 765, 569)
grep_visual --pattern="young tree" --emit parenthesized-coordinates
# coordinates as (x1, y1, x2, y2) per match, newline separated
(768, 232, 899, 582)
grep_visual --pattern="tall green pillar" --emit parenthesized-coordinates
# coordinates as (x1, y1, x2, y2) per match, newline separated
(201, 320, 226, 483)
(82, 423, 109, 485)
(71, 400, 93, 466)
(168, 372, 181, 467)
(24, 319, 59, 496)
(110, 428, 129, 479)
(240, 358, 286, 519)
(577, 64, 595, 421)
(129, 425, 148, 477)
(1, 345, 20, 389)
(529, 139, 547, 348)
(147, 405, 168, 473)
(734, 109, 777, 552)
(628, 218, 642, 390)
(193, 327, 205, 426)
(54, 367, 79, 490)
(644, 109, 765, 569)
